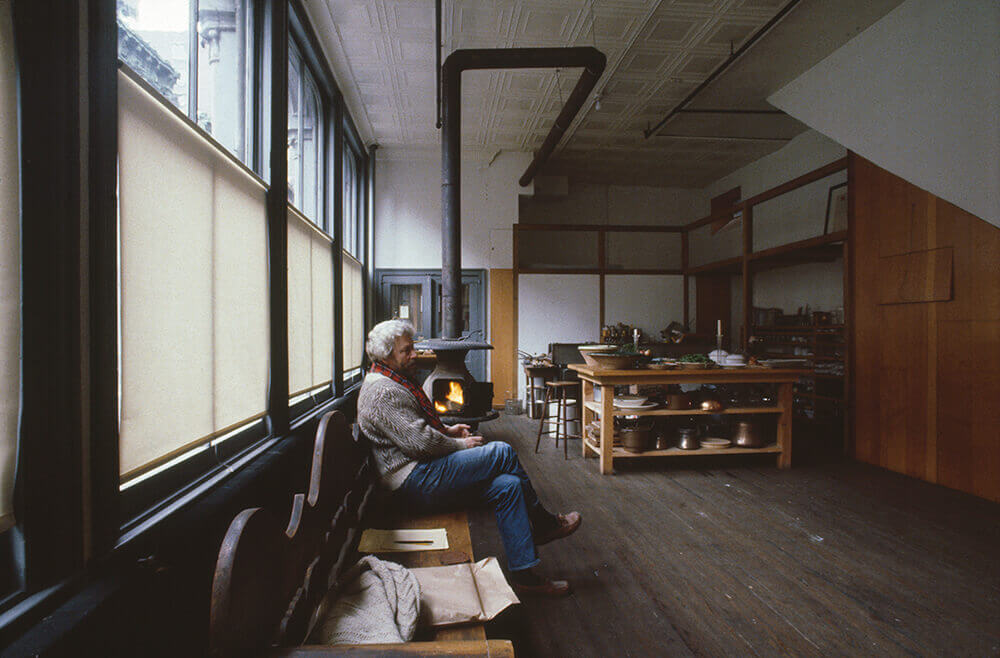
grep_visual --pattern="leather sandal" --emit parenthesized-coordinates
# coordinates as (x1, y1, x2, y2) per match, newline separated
(513, 578, 572, 598)
(534, 511, 582, 546)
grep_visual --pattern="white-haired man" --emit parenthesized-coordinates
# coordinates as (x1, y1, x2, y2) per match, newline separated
(357, 319, 581, 597)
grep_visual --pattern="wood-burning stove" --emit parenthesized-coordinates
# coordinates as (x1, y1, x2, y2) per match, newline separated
(417, 337, 498, 428)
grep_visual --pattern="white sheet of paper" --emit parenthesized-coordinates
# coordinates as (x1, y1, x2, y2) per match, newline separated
(357, 528, 449, 552)
(399, 304, 410, 319)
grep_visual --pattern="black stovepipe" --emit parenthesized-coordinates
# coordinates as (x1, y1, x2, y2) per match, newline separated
(439, 47, 606, 339)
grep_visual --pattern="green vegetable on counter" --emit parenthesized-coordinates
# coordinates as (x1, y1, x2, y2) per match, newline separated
(679, 353, 711, 364)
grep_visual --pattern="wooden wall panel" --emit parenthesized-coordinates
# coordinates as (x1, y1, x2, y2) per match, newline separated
(695, 273, 731, 338)
(878, 248, 953, 305)
(489, 269, 515, 409)
(852, 153, 1000, 502)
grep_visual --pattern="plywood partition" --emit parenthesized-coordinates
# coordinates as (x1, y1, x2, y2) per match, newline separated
(852, 154, 1000, 502)
(489, 269, 515, 408)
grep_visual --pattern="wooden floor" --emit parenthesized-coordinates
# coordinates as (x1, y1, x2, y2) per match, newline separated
(470, 412, 1000, 657)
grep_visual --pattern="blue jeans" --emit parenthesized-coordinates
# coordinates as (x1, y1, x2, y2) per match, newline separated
(397, 441, 550, 571)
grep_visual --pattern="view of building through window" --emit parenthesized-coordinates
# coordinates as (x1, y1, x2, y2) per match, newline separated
(117, 0, 251, 162)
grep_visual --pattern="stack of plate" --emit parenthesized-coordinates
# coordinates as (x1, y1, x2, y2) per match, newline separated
(699, 438, 731, 449)
(614, 395, 657, 410)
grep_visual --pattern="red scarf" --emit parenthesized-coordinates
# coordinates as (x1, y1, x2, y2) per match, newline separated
(370, 362, 449, 433)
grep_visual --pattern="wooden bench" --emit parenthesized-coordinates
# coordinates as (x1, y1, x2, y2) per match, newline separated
(209, 410, 513, 657)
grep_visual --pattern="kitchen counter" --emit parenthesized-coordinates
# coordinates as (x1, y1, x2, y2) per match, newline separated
(568, 364, 810, 474)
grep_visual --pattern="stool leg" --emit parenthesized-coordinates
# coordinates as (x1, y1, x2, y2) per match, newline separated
(534, 386, 551, 453)
(555, 393, 564, 450)
(564, 393, 570, 460)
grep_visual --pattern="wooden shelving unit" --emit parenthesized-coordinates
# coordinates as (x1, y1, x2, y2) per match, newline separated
(750, 323, 845, 425)
(681, 156, 851, 454)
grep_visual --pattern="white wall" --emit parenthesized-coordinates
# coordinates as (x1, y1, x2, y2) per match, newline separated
(375, 148, 531, 270)
(517, 274, 601, 394)
(605, 275, 685, 338)
(520, 181, 705, 226)
(691, 130, 848, 332)
(770, 0, 1000, 228)
(752, 260, 844, 314)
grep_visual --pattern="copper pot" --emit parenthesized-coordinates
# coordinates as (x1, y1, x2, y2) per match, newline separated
(733, 420, 763, 448)
(665, 393, 691, 410)
(699, 396, 724, 412)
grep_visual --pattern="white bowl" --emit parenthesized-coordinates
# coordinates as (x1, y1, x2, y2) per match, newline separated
(614, 395, 648, 406)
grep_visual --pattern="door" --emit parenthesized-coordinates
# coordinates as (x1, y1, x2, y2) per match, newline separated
(375, 269, 487, 380)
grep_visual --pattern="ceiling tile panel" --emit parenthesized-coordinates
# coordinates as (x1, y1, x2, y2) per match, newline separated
(313, 0, 873, 185)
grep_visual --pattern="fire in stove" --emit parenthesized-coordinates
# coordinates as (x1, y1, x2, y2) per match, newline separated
(433, 380, 465, 414)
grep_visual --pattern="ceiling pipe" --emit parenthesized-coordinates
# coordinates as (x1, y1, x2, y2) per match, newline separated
(643, 0, 803, 139)
(440, 47, 606, 339)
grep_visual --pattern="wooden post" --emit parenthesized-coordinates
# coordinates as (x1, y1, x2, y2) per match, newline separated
(776, 381, 794, 468)
(581, 379, 593, 457)
(600, 384, 615, 474)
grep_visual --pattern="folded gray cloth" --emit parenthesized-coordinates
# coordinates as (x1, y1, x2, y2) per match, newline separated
(308, 556, 420, 645)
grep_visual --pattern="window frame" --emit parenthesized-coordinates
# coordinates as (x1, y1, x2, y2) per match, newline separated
(0, 0, 374, 630)
(116, 0, 256, 167)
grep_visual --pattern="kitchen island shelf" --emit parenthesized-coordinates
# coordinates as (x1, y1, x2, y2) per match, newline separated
(582, 437, 782, 460)
(570, 364, 808, 474)
(583, 401, 783, 416)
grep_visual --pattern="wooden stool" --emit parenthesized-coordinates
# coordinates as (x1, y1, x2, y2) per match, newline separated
(535, 381, 581, 459)
(523, 365, 559, 419)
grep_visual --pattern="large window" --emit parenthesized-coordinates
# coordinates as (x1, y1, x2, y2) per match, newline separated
(117, 0, 254, 164)
(287, 45, 324, 224)
(0, 0, 19, 535)
(1, 0, 374, 624)
(117, 72, 269, 484)
(342, 131, 366, 381)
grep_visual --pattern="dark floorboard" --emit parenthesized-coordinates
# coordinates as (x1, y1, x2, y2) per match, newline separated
(472, 412, 1000, 657)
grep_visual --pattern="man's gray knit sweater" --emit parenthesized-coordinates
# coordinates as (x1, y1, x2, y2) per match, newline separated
(357, 371, 467, 490)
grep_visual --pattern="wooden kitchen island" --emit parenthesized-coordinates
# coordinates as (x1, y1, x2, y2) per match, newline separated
(568, 364, 811, 474)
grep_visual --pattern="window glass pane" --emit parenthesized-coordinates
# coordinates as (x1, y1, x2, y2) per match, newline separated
(343, 148, 358, 256)
(118, 73, 269, 481)
(117, 0, 191, 115)
(196, 0, 251, 162)
(342, 254, 364, 372)
(287, 50, 301, 208)
(389, 284, 422, 329)
(1, 1, 20, 529)
(300, 77, 320, 221)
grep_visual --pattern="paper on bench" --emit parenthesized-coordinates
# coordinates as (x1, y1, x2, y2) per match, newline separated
(410, 557, 520, 627)
(357, 528, 449, 552)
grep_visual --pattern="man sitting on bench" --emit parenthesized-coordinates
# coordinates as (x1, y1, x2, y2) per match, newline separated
(358, 320, 582, 597)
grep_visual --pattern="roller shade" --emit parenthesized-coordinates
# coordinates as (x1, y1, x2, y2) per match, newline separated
(342, 253, 364, 372)
(288, 206, 334, 396)
(0, 1, 19, 529)
(118, 71, 269, 481)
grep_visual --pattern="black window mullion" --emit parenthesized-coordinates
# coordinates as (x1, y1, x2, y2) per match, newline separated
(11, 0, 86, 589)
(89, 0, 122, 557)
(266, 0, 290, 436)
(332, 95, 344, 397)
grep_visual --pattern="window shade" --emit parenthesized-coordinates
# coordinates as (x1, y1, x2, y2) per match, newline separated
(0, 2, 20, 529)
(342, 253, 364, 372)
(118, 71, 269, 481)
(288, 206, 334, 396)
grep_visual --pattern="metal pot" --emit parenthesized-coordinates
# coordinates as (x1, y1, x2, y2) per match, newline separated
(620, 417, 654, 453)
(733, 420, 763, 448)
(677, 427, 700, 450)
(665, 393, 692, 410)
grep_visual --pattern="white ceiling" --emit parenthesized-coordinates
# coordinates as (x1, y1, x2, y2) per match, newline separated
(305, 0, 903, 187)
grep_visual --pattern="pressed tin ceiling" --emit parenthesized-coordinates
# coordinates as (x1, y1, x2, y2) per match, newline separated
(304, 0, 904, 187)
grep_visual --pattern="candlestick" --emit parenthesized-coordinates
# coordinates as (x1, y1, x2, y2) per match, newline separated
(716, 319, 722, 337)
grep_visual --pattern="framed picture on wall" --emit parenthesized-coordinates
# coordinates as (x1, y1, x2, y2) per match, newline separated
(825, 182, 848, 234)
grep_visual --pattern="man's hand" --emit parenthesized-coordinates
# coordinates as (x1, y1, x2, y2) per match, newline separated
(462, 435, 484, 449)
(445, 423, 472, 438)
